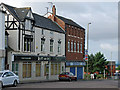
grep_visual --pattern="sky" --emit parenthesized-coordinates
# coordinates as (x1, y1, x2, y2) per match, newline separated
(0, 0, 119, 63)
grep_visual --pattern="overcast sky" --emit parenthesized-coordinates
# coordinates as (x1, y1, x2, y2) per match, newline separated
(0, 0, 118, 63)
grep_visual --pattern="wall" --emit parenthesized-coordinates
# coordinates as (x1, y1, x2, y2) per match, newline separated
(0, 10, 5, 70)
(35, 27, 65, 57)
(66, 24, 85, 61)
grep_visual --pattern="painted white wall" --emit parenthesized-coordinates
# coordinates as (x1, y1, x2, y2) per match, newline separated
(35, 27, 65, 56)
(0, 10, 5, 71)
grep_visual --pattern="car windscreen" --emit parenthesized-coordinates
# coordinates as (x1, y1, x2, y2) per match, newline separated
(0, 73, 3, 77)
(61, 72, 69, 75)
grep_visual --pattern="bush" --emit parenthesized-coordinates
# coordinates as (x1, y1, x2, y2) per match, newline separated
(84, 74, 91, 80)
(97, 74, 104, 79)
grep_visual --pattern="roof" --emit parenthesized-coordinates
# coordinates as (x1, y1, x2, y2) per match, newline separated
(56, 15, 85, 30)
(33, 13, 65, 34)
(1, 3, 31, 21)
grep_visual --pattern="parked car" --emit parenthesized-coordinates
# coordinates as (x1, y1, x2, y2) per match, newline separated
(59, 72, 77, 81)
(0, 70, 19, 87)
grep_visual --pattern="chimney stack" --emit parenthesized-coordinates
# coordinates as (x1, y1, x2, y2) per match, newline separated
(52, 5, 56, 16)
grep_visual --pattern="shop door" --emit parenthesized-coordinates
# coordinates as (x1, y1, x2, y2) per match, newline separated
(45, 64, 49, 80)
(77, 67, 83, 79)
(70, 67, 75, 75)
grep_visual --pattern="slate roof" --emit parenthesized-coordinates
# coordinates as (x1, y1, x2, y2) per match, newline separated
(56, 15, 85, 30)
(1, 3, 31, 22)
(33, 13, 65, 34)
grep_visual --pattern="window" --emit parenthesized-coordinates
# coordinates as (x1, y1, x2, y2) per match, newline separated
(24, 38, 32, 52)
(80, 43, 82, 53)
(12, 63, 19, 75)
(41, 39, 45, 52)
(77, 42, 79, 53)
(74, 42, 76, 52)
(51, 63, 54, 75)
(71, 41, 73, 52)
(58, 41, 61, 54)
(23, 62, 31, 78)
(68, 41, 70, 52)
(50, 39, 54, 53)
(36, 62, 41, 77)
(58, 64, 61, 74)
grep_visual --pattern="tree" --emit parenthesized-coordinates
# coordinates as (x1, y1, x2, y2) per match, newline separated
(116, 65, 120, 70)
(85, 52, 109, 74)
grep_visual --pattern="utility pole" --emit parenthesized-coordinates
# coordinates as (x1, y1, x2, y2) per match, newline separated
(111, 52, 112, 79)
(87, 23, 91, 80)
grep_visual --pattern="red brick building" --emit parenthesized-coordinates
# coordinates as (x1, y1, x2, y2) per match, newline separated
(105, 61, 116, 76)
(47, 5, 86, 79)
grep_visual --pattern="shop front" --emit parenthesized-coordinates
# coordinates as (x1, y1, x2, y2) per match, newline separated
(65, 61, 86, 80)
(11, 54, 66, 82)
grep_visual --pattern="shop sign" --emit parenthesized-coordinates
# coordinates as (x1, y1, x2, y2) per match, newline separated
(66, 62, 86, 66)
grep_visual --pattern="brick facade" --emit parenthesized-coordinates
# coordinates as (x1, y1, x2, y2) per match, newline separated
(48, 5, 85, 62)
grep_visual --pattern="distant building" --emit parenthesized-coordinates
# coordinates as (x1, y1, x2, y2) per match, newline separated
(106, 61, 116, 76)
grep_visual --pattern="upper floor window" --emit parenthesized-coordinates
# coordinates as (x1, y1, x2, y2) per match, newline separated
(80, 43, 82, 53)
(71, 41, 73, 52)
(41, 38, 45, 52)
(58, 40, 61, 54)
(74, 42, 76, 52)
(77, 42, 79, 53)
(24, 38, 32, 52)
(68, 41, 70, 52)
(50, 39, 54, 53)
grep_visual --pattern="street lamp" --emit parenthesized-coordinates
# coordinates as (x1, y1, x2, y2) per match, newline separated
(87, 22, 91, 80)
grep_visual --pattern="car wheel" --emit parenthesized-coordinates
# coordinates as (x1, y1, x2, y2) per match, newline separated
(75, 78, 77, 81)
(13, 80, 17, 87)
(69, 78, 72, 82)
(0, 81, 3, 89)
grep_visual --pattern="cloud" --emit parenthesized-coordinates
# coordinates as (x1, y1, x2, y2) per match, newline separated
(100, 43, 118, 52)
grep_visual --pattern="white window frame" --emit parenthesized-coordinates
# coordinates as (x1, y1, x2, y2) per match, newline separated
(77, 42, 79, 53)
(41, 39, 45, 52)
(58, 41, 61, 54)
(71, 41, 73, 52)
(50, 40, 54, 53)
(74, 42, 76, 52)
(68, 41, 70, 52)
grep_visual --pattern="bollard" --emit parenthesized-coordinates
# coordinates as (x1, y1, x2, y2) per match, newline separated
(0, 81, 1, 90)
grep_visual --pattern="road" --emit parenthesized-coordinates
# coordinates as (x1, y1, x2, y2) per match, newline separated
(3, 80, 119, 89)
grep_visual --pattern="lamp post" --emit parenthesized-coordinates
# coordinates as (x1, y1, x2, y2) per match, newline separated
(87, 22, 91, 80)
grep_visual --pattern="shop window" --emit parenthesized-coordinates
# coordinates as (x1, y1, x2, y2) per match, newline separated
(23, 62, 31, 78)
(58, 64, 61, 74)
(12, 63, 18, 75)
(51, 63, 54, 75)
(55, 64, 57, 75)
(36, 62, 41, 77)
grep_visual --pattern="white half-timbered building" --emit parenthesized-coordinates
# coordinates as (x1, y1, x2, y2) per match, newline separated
(0, 3, 66, 82)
